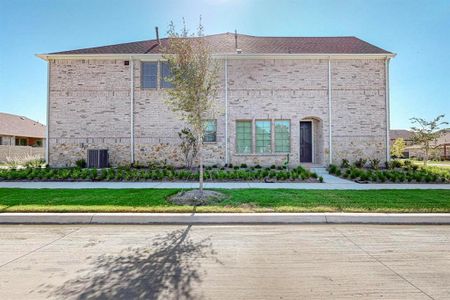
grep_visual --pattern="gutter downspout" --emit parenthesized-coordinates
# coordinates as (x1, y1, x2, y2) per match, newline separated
(130, 58, 135, 164)
(328, 58, 332, 165)
(224, 57, 229, 165)
(385, 57, 391, 162)
(45, 62, 50, 164)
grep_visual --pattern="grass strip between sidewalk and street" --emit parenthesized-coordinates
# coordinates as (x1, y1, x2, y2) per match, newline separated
(0, 188, 449, 213)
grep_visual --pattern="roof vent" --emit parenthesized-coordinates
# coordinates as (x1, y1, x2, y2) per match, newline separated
(234, 29, 242, 54)
(155, 26, 160, 44)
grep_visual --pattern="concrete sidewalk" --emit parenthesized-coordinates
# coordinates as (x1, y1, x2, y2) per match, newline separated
(0, 181, 449, 189)
(1, 212, 449, 224)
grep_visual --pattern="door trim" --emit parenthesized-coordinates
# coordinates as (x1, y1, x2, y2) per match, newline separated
(300, 120, 314, 164)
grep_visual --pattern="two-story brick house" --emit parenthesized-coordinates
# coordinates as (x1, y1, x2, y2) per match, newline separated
(38, 33, 394, 167)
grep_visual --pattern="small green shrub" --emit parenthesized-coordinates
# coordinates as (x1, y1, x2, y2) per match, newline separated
(328, 164, 338, 174)
(369, 159, 380, 170)
(341, 159, 350, 168)
(75, 159, 86, 168)
(354, 158, 367, 168)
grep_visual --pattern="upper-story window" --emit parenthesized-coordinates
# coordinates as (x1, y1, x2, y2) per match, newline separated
(142, 62, 158, 88)
(160, 62, 173, 88)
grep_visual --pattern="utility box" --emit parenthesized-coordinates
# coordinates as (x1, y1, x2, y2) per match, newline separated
(87, 149, 109, 168)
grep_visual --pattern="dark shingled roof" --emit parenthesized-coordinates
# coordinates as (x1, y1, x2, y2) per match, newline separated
(51, 33, 392, 55)
(390, 130, 414, 141)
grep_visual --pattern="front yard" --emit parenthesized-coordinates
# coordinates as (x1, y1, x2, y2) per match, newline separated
(0, 188, 449, 213)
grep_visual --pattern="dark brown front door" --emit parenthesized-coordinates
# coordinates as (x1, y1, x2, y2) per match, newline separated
(300, 121, 312, 163)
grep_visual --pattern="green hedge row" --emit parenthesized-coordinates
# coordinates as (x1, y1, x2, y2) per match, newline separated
(0, 165, 322, 182)
(328, 164, 449, 183)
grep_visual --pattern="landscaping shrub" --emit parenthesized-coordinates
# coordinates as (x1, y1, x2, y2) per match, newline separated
(341, 159, 350, 168)
(0, 164, 322, 183)
(369, 159, 380, 170)
(354, 158, 367, 168)
(328, 164, 338, 174)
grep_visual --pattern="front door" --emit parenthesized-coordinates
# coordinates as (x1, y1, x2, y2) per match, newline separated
(300, 121, 312, 163)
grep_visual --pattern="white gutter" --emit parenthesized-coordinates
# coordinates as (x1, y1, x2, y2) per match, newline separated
(328, 58, 332, 165)
(385, 58, 391, 162)
(36, 53, 396, 61)
(224, 57, 229, 165)
(45, 62, 50, 164)
(130, 58, 135, 164)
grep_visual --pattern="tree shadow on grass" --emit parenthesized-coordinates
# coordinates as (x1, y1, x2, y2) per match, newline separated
(51, 225, 218, 299)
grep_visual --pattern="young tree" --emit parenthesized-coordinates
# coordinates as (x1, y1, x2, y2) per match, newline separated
(390, 138, 406, 158)
(162, 20, 219, 193)
(410, 114, 448, 166)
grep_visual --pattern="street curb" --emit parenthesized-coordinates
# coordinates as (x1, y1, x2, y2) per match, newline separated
(0, 213, 449, 225)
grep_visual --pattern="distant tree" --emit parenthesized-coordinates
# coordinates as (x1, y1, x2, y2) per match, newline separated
(390, 138, 406, 158)
(162, 19, 220, 193)
(410, 114, 448, 166)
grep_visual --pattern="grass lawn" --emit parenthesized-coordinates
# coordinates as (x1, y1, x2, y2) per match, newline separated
(411, 160, 450, 168)
(0, 188, 449, 213)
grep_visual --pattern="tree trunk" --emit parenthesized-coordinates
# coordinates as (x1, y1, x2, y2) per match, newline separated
(198, 134, 204, 193)
(424, 146, 429, 167)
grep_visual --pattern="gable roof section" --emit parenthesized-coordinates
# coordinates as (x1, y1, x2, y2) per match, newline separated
(48, 33, 392, 56)
(0, 112, 46, 138)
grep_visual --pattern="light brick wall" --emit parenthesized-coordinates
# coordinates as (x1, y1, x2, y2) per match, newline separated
(48, 57, 387, 167)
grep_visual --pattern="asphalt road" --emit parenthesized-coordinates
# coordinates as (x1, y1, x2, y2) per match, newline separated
(0, 225, 449, 299)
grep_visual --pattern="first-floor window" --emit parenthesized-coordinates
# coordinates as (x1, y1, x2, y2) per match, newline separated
(236, 121, 252, 153)
(15, 138, 27, 146)
(275, 120, 290, 152)
(255, 120, 271, 153)
(204, 119, 217, 142)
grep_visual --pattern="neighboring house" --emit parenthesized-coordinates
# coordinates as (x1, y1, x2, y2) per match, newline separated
(0, 112, 46, 147)
(38, 33, 394, 167)
(390, 129, 414, 146)
(390, 129, 450, 160)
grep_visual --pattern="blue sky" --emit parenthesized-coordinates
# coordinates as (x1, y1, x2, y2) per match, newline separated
(0, 0, 449, 129)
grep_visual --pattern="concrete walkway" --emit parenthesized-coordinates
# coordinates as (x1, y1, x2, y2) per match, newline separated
(1, 212, 449, 224)
(1, 224, 449, 299)
(0, 180, 449, 189)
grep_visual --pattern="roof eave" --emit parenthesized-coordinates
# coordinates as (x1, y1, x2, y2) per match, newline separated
(37, 52, 396, 61)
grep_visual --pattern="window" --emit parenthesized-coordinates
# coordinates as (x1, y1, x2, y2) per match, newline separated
(255, 121, 272, 153)
(275, 120, 290, 152)
(160, 62, 173, 88)
(35, 140, 43, 147)
(204, 120, 217, 142)
(15, 138, 27, 146)
(142, 62, 157, 88)
(236, 121, 252, 153)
